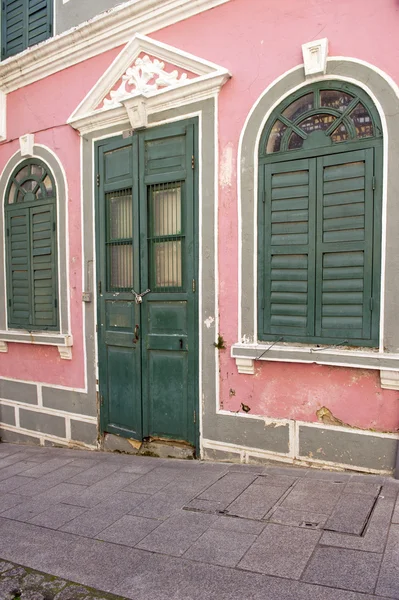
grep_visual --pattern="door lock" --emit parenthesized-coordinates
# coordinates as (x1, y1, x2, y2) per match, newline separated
(132, 289, 151, 304)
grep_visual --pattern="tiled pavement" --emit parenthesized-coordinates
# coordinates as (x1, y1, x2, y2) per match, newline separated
(0, 443, 398, 600)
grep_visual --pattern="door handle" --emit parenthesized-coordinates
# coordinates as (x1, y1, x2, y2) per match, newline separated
(133, 324, 139, 343)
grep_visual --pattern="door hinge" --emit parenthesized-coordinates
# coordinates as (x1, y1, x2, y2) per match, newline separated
(54, 298, 58, 308)
(193, 410, 196, 424)
(370, 297, 373, 311)
(192, 279, 196, 293)
(96, 323, 98, 333)
(8, 298, 11, 308)
(96, 173, 100, 187)
(100, 395, 104, 407)
(372, 176, 376, 191)
(6, 227, 9, 237)
(98, 280, 102, 295)
(191, 155, 195, 170)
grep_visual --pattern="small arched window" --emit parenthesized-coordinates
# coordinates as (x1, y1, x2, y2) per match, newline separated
(5, 159, 58, 330)
(258, 82, 382, 347)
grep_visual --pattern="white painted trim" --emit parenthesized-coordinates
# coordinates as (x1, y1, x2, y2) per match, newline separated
(68, 34, 230, 135)
(213, 94, 220, 418)
(0, 144, 72, 348)
(231, 342, 399, 372)
(0, 398, 97, 424)
(0, 423, 97, 449)
(0, 0, 232, 93)
(237, 57, 396, 360)
(202, 423, 397, 474)
(302, 38, 328, 77)
(0, 331, 72, 347)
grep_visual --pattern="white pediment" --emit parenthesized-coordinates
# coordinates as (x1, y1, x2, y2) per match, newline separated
(68, 34, 231, 133)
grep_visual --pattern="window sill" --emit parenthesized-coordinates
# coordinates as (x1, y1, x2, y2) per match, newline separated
(0, 331, 73, 360)
(231, 342, 399, 390)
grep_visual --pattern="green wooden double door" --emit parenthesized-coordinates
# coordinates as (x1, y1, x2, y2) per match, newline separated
(96, 121, 198, 448)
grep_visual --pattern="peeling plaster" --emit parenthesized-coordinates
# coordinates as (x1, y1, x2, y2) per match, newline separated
(204, 316, 215, 329)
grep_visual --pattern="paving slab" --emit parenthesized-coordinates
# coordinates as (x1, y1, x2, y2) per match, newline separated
(393, 494, 399, 524)
(62, 471, 143, 508)
(321, 495, 395, 553)
(225, 481, 288, 519)
(136, 510, 218, 556)
(122, 466, 186, 495)
(184, 528, 257, 567)
(15, 466, 88, 496)
(281, 479, 344, 513)
(28, 504, 87, 530)
(0, 475, 37, 493)
(302, 546, 382, 593)
(210, 515, 265, 535)
(196, 472, 256, 504)
(0, 443, 398, 600)
(238, 522, 321, 579)
(324, 492, 377, 535)
(268, 506, 329, 528)
(61, 491, 149, 537)
(96, 514, 161, 547)
(375, 523, 399, 598)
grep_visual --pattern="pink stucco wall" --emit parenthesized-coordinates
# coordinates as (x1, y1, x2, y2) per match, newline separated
(2, 0, 399, 430)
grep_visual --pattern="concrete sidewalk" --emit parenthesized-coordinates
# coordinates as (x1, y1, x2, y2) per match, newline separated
(0, 442, 398, 600)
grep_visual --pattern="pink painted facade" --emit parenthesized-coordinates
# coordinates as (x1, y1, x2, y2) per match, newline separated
(0, 0, 398, 471)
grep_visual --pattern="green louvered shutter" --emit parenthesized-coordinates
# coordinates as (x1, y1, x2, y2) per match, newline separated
(315, 149, 375, 343)
(7, 207, 31, 326)
(27, 0, 52, 48)
(31, 203, 57, 328)
(7, 203, 57, 330)
(261, 158, 316, 337)
(2, 0, 52, 59)
(2, 0, 25, 58)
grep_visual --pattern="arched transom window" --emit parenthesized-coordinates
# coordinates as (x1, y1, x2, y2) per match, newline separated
(258, 82, 382, 347)
(5, 159, 58, 331)
(263, 82, 381, 155)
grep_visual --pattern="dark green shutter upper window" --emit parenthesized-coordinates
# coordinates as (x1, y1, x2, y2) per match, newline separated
(258, 82, 382, 348)
(5, 159, 58, 331)
(2, 0, 53, 60)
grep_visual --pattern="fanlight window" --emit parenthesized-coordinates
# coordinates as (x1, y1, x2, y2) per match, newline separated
(266, 87, 376, 154)
(6, 162, 54, 205)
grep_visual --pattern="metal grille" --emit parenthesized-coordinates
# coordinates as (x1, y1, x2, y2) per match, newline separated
(148, 182, 183, 291)
(106, 189, 133, 291)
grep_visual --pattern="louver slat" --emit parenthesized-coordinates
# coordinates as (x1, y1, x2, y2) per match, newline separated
(3, 0, 24, 58)
(263, 159, 316, 336)
(7, 208, 31, 325)
(31, 205, 56, 328)
(316, 150, 373, 340)
(28, 0, 51, 47)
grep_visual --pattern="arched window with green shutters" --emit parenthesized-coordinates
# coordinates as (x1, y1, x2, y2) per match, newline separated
(258, 81, 383, 347)
(5, 159, 58, 331)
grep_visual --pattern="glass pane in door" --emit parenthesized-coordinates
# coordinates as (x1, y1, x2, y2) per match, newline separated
(106, 189, 134, 291)
(148, 183, 184, 290)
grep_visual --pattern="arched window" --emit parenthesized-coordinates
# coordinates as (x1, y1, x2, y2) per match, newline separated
(258, 82, 382, 347)
(5, 159, 58, 330)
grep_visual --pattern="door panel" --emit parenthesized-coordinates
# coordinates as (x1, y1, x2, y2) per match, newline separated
(97, 138, 142, 440)
(96, 122, 197, 448)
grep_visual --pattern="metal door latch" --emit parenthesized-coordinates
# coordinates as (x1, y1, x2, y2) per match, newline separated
(132, 289, 151, 304)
